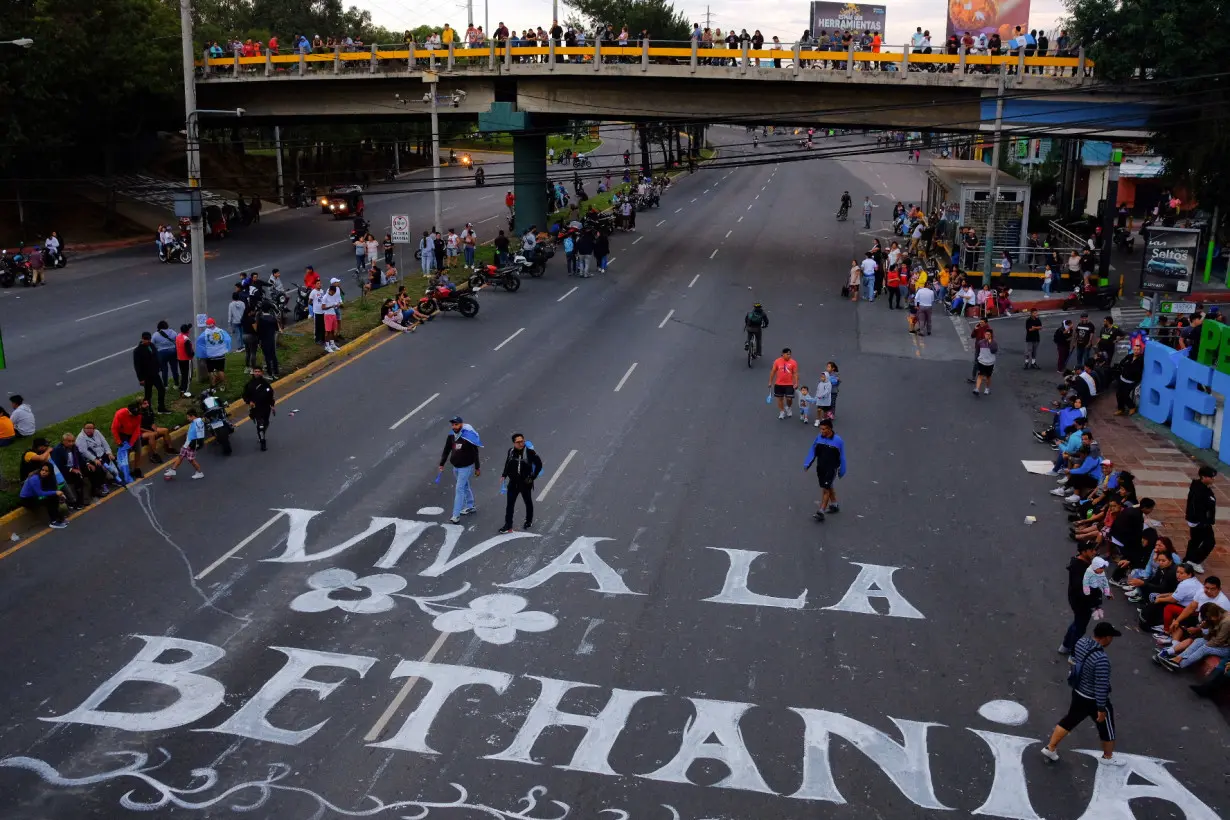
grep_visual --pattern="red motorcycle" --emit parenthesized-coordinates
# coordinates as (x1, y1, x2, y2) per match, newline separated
(419, 281, 479, 318)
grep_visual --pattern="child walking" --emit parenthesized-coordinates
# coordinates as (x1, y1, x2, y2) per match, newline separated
(797, 385, 819, 424)
(825, 361, 841, 419)
(164, 409, 206, 480)
(814, 372, 833, 425)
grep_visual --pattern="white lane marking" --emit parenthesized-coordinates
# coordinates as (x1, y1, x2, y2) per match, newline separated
(607, 257, 616, 265)
(761, 186, 766, 191)
(688, 273, 700, 288)
(444, 206, 455, 212)
(632, 236, 643, 244)
(389, 392, 441, 431)
(557, 286, 578, 302)
(709, 249, 718, 259)
(195, 511, 286, 580)
(658, 309, 675, 328)
(476, 215, 500, 224)
(691, 198, 697, 203)
(479, 194, 495, 200)
(656, 219, 666, 227)
(738, 216, 743, 222)
(755, 194, 760, 200)
(704, 188, 710, 193)
(747, 204, 753, 211)
(215, 262, 268, 281)
(311, 239, 348, 251)
(536, 449, 578, 502)
(725, 230, 732, 238)
(75, 299, 150, 321)
(613, 362, 638, 393)
(66, 348, 128, 373)
(364, 630, 450, 742)
(675, 207, 683, 214)
(493, 327, 525, 351)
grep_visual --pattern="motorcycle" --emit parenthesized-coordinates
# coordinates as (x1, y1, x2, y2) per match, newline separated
(384, 168, 396, 182)
(159, 238, 192, 264)
(292, 284, 311, 321)
(199, 387, 235, 455)
(1062, 286, 1118, 312)
(469, 263, 521, 292)
(584, 211, 615, 235)
(348, 219, 371, 243)
(0, 250, 32, 286)
(418, 282, 480, 318)
(44, 242, 67, 269)
(512, 244, 553, 277)
(1113, 226, 1136, 253)
(475, 168, 486, 187)
(572, 153, 592, 168)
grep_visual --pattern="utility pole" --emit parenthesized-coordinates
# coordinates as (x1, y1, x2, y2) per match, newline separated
(273, 125, 284, 205)
(981, 69, 1006, 287)
(552, 0, 558, 23)
(467, 0, 473, 28)
(1097, 148, 1122, 289)
(179, 0, 208, 380)
(426, 75, 442, 233)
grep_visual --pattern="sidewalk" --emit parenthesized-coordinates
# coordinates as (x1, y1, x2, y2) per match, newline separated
(1092, 413, 1230, 579)
(1011, 285, 1230, 314)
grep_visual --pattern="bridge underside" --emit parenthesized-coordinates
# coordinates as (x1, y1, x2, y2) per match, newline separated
(197, 70, 1152, 137)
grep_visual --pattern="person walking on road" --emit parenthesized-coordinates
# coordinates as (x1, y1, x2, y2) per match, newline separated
(1059, 541, 1098, 654)
(439, 416, 482, 524)
(914, 280, 934, 335)
(967, 318, 990, 383)
(1184, 465, 1217, 574)
(164, 409, 206, 481)
(769, 348, 800, 419)
(803, 419, 847, 522)
(1024, 308, 1042, 369)
(862, 196, 875, 229)
(973, 328, 998, 396)
(243, 366, 275, 452)
(1041, 621, 1125, 766)
(499, 433, 543, 533)
(132, 332, 169, 413)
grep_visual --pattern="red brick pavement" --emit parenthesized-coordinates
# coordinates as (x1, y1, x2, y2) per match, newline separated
(1093, 414, 1230, 578)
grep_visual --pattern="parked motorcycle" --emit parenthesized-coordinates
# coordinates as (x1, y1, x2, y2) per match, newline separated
(572, 153, 592, 168)
(469, 264, 521, 292)
(1113, 226, 1136, 253)
(199, 387, 235, 455)
(418, 282, 480, 318)
(0, 250, 32, 286)
(1062, 286, 1118, 312)
(292, 284, 311, 322)
(159, 238, 192, 264)
(512, 244, 553, 277)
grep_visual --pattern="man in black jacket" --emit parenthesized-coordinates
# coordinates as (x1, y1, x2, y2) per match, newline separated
(1059, 542, 1098, 655)
(1184, 465, 1217, 573)
(1106, 497, 1154, 564)
(133, 332, 168, 413)
(499, 433, 543, 533)
(1114, 348, 1143, 415)
(439, 416, 481, 524)
(242, 367, 275, 451)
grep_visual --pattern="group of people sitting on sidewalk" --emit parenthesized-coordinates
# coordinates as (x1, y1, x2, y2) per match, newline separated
(1040, 378, 1230, 699)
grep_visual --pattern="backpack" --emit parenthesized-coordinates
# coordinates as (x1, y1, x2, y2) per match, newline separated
(1066, 644, 1102, 689)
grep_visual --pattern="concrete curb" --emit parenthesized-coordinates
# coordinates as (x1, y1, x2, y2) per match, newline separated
(0, 321, 389, 547)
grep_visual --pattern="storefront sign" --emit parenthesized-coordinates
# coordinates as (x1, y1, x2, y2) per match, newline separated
(1141, 226, 1199, 294)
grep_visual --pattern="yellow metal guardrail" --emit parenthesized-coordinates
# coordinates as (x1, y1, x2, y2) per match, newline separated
(196, 46, 1089, 72)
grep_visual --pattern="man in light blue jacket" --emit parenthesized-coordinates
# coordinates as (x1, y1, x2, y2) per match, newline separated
(195, 318, 233, 388)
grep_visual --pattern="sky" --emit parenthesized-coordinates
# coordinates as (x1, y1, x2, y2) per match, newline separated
(356, 0, 1069, 45)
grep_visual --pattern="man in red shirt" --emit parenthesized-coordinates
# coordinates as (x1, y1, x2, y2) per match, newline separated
(768, 348, 800, 420)
(303, 265, 321, 290)
(111, 402, 143, 478)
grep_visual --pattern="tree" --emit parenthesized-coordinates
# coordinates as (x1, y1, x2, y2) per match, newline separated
(1064, 0, 1230, 217)
(564, 0, 690, 40)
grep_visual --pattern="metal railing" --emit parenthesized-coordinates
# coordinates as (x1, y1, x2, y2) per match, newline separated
(196, 40, 1090, 80)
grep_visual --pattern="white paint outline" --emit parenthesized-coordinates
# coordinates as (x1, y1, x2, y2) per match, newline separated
(613, 362, 638, 393)
(658, 309, 675, 328)
(389, 392, 441, 431)
(363, 630, 450, 742)
(75, 300, 150, 322)
(195, 511, 286, 580)
(535, 449, 578, 502)
(493, 328, 525, 351)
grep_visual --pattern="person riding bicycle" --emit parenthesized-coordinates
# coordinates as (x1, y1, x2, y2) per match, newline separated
(744, 303, 769, 358)
(838, 191, 852, 218)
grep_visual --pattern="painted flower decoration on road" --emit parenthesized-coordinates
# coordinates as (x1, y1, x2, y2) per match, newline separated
(431, 593, 558, 645)
(291, 568, 407, 614)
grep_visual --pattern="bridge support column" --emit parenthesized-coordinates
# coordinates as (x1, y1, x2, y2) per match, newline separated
(513, 134, 548, 235)
(900, 47, 908, 76)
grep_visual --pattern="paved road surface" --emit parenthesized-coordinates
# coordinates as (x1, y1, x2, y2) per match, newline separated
(0, 132, 1223, 820)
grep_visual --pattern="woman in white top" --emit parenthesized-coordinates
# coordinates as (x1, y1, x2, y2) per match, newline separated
(364, 233, 379, 267)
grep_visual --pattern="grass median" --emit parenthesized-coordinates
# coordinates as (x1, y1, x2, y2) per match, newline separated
(447, 133, 602, 156)
(0, 282, 402, 517)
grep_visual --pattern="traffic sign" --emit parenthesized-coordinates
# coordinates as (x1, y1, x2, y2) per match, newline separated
(391, 214, 411, 243)
(1159, 301, 1196, 315)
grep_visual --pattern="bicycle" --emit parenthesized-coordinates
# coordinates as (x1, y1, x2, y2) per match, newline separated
(744, 331, 760, 367)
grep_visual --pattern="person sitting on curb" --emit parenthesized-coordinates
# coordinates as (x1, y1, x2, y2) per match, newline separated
(19, 463, 69, 530)
(76, 421, 123, 488)
(138, 399, 175, 464)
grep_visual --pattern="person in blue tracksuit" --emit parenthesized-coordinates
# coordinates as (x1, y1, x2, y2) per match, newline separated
(803, 419, 847, 522)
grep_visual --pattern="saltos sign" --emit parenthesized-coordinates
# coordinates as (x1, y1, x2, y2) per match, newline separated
(945, 0, 1030, 39)
(1141, 226, 1199, 294)
(1140, 326, 1230, 458)
(810, 2, 886, 35)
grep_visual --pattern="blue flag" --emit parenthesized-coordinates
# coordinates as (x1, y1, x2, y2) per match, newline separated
(457, 423, 483, 448)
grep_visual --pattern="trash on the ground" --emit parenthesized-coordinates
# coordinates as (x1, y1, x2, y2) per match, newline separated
(9, 533, 20, 542)
(1024, 516, 1037, 525)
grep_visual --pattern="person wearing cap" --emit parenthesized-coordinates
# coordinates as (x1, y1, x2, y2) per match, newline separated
(1041, 621, 1123, 766)
(195, 319, 232, 388)
(439, 417, 481, 524)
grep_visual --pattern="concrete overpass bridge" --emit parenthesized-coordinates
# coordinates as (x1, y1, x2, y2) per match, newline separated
(195, 43, 1155, 231)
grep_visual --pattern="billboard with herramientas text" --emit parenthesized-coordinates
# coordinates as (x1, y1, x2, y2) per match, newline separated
(810, 2, 887, 35)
